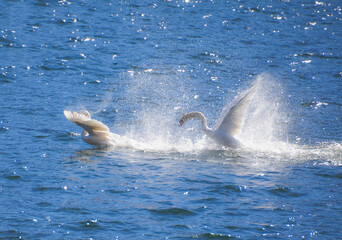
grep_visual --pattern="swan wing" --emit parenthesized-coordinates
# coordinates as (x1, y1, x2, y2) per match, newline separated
(216, 82, 258, 136)
(64, 110, 110, 134)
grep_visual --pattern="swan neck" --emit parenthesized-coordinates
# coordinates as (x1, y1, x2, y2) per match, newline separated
(81, 129, 89, 140)
(197, 113, 209, 132)
(186, 112, 210, 132)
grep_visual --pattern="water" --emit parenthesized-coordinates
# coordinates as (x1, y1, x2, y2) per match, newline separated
(0, 0, 341, 239)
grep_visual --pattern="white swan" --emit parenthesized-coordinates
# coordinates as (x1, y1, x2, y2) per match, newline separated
(179, 82, 258, 148)
(64, 110, 116, 148)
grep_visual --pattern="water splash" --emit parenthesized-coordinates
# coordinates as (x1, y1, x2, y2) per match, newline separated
(93, 70, 341, 165)
(115, 68, 211, 153)
(115, 71, 290, 153)
(238, 73, 289, 151)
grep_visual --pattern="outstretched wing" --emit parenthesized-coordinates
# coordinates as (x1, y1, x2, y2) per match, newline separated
(216, 82, 258, 136)
(63, 110, 110, 134)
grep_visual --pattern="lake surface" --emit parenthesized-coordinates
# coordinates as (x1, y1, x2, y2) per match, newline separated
(1, 0, 341, 239)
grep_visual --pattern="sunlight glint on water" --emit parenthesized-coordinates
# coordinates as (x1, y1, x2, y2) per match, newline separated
(1, 0, 341, 239)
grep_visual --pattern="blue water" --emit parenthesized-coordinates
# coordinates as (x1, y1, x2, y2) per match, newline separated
(1, 0, 341, 239)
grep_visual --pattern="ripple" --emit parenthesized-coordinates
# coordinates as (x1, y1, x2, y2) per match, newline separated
(0, 229, 21, 239)
(209, 184, 246, 196)
(34, 135, 49, 139)
(53, 18, 75, 26)
(4, 174, 21, 180)
(37, 201, 53, 207)
(56, 132, 79, 142)
(172, 224, 190, 229)
(105, 189, 126, 194)
(314, 172, 342, 179)
(232, 17, 242, 22)
(38, 64, 67, 71)
(0, 126, 9, 132)
(268, 187, 304, 197)
(300, 101, 329, 108)
(56, 207, 89, 215)
(32, 186, 60, 192)
(222, 184, 247, 193)
(150, 207, 196, 216)
(34, 1, 49, 7)
(293, 52, 341, 60)
(193, 233, 236, 239)
(0, 78, 12, 84)
(78, 219, 102, 229)
(224, 225, 239, 230)
(0, 36, 14, 44)
(240, 40, 253, 45)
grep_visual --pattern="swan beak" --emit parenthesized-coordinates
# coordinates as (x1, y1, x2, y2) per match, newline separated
(179, 119, 184, 127)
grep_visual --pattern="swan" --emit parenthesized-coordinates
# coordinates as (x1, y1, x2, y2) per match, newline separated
(179, 82, 258, 148)
(64, 110, 117, 148)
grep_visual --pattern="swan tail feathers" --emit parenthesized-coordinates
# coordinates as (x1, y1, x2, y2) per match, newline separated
(63, 110, 110, 132)
(64, 110, 91, 122)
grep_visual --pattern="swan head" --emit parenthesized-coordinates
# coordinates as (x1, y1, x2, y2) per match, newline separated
(179, 112, 205, 127)
(179, 113, 191, 126)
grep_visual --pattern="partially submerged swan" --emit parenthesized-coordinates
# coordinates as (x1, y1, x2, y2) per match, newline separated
(179, 82, 258, 148)
(64, 110, 117, 148)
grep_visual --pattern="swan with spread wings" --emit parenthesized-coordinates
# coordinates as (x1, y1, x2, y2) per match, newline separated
(179, 82, 258, 148)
